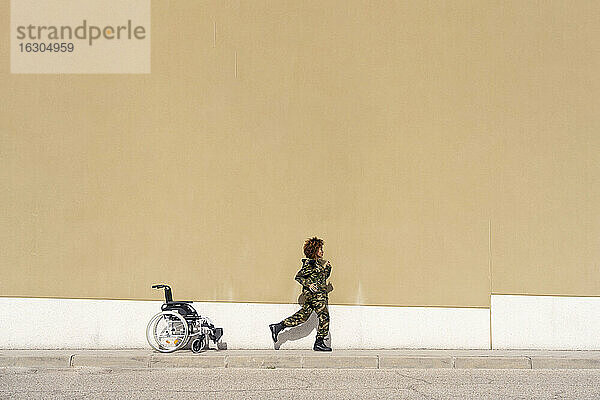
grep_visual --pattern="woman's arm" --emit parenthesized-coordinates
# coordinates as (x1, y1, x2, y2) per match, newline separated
(324, 260, 331, 279)
(295, 265, 314, 287)
(317, 259, 332, 279)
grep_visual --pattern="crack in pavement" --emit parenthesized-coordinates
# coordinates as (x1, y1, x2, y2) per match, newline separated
(406, 383, 437, 400)
(395, 371, 432, 385)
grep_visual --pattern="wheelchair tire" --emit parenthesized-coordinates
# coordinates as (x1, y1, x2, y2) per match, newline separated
(146, 311, 189, 353)
(191, 335, 204, 353)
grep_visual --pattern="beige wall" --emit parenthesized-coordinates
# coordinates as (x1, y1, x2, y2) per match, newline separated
(2, 1, 599, 307)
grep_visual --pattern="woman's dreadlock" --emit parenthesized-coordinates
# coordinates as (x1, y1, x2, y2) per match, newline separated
(303, 236, 324, 259)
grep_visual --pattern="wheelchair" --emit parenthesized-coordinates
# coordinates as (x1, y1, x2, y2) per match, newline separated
(146, 284, 224, 353)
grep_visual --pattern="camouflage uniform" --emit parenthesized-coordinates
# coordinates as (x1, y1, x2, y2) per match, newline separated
(282, 258, 331, 339)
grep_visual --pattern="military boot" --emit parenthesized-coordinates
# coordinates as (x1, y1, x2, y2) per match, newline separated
(313, 337, 332, 352)
(269, 322, 285, 343)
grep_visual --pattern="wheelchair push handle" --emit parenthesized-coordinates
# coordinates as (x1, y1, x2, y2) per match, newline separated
(151, 284, 173, 303)
(152, 284, 168, 289)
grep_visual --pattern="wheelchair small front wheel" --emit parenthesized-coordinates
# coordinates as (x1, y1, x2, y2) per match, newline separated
(146, 311, 189, 353)
(191, 335, 205, 353)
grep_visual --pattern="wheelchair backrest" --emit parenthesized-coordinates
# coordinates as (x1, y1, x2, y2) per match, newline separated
(161, 302, 199, 319)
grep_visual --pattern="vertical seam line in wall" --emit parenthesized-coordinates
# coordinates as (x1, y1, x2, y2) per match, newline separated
(488, 218, 493, 350)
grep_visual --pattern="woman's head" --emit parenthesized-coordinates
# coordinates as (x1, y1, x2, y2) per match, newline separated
(303, 236, 324, 259)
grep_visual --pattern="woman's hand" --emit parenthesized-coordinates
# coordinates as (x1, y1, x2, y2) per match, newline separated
(309, 283, 319, 293)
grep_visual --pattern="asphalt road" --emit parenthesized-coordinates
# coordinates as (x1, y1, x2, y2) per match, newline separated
(2, 367, 600, 399)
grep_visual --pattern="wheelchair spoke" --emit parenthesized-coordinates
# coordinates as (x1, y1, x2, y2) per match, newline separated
(147, 311, 190, 353)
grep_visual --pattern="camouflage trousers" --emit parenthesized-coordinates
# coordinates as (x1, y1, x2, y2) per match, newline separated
(282, 293, 330, 339)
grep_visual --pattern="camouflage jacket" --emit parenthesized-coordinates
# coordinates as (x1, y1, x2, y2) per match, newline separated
(294, 258, 331, 296)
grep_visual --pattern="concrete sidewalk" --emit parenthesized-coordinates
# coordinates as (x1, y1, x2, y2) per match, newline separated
(2, 349, 600, 370)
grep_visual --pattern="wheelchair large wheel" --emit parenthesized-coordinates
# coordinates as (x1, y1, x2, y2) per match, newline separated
(146, 311, 189, 353)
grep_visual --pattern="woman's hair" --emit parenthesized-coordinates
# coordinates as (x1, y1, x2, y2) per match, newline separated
(303, 236, 324, 259)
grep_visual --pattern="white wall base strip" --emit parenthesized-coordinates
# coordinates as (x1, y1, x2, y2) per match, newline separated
(491, 294, 600, 350)
(0, 297, 489, 349)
